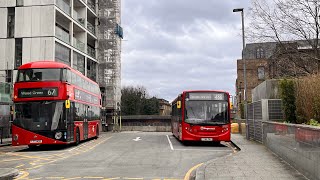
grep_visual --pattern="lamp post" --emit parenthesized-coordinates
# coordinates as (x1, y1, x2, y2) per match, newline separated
(233, 8, 248, 139)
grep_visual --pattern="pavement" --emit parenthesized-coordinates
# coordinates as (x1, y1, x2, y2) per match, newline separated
(195, 134, 308, 180)
(0, 138, 11, 147)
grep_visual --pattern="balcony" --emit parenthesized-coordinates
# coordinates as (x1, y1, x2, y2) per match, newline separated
(73, 38, 85, 52)
(87, 21, 95, 35)
(87, 0, 96, 12)
(87, 45, 96, 59)
(55, 26, 70, 44)
(56, 0, 70, 15)
(73, 10, 85, 27)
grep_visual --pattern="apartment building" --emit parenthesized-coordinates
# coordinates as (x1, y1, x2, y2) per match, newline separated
(0, 0, 98, 83)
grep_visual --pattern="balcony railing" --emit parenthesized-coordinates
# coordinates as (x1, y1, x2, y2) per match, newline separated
(87, 21, 95, 35)
(87, 45, 96, 58)
(56, 0, 71, 15)
(55, 26, 70, 44)
(73, 38, 85, 52)
(87, 0, 96, 12)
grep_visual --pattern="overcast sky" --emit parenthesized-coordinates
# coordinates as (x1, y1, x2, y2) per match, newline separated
(121, 0, 251, 102)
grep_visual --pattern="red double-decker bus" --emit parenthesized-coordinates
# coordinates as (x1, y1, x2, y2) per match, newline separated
(12, 61, 101, 147)
(171, 90, 231, 142)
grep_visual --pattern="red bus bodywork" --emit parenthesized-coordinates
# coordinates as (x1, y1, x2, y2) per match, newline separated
(12, 61, 101, 146)
(171, 90, 231, 142)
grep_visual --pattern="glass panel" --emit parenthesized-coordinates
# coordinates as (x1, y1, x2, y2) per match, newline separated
(56, 0, 70, 15)
(55, 26, 70, 44)
(17, 68, 61, 82)
(13, 101, 63, 131)
(185, 100, 229, 125)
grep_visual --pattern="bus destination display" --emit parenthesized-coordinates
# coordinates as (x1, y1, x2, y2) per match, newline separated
(188, 92, 226, 101)
(18, 88, 58, 98)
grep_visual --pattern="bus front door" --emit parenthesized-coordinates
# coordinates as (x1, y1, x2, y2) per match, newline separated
(83, 107, 88, 139)
(66, 102, 74, 142)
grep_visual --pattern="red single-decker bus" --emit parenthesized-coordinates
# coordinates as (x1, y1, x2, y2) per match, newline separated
(171, 90, 231, 142)
(12, 61, 101, 147)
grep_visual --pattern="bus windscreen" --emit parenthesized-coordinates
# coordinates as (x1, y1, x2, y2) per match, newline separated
(185, 100, 229, 125)
(17, 68, 61, 82)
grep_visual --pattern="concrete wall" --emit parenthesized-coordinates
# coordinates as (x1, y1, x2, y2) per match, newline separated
(121, 115, 171, 132)
(0, 0, 16, 7)
(15, 5, 55, 38)
(23, 37, 55, 63)
(121, 126, 171, 132)
(252, 79, 280, 102)
(0, 8, 7, 38)
(0, 39, 15, 70)
(23, 0, 55, 6)
(262, 121, 320, 180)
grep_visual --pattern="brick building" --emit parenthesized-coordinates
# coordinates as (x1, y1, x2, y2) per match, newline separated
(235, 42, 277, 112)
(235, 40, 319, 117)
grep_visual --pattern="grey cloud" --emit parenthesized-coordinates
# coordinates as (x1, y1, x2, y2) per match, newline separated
(121, 0, 251, 101)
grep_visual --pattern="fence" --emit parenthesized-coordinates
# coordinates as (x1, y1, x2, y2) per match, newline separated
(246, 99, 283, 143)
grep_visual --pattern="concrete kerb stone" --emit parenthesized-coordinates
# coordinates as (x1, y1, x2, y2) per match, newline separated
(0, 168, 19, 180)
(194, 151, 236, 180)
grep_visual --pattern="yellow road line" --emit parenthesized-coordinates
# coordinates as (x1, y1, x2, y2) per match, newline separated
(184, 163, 203, 180)
(15, 170, 29, 180)
(6, 152, 52, 160)
(0, 157, 31, 162)
(15, 164, 25, 168)
(102, 177, 120, 180)
(82, 177, 104, 179)
(123, 178, 144, 180)
(45, 177, 65, 179)
(62, 177, 82, 180)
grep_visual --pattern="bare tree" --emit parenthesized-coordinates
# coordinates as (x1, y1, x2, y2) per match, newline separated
(249, 0, 320, 77)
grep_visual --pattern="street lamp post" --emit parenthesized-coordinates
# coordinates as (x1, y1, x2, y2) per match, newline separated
(233, 8, 249, 139)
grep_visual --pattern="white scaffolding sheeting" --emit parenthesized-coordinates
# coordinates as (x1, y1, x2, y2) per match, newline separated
(98, 0, 122, 110)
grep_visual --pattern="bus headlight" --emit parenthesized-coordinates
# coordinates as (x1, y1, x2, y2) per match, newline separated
(55, 132, 63, 140)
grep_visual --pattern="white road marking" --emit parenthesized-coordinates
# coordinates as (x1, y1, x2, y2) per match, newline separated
(133, 137, 142, 141)
(166, 135, 174, 150)
(174, 148, 232, 152)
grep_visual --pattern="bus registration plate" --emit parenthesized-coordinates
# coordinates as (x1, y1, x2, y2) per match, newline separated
(201, 138, 213, 141)
(30, 140, 42, 143)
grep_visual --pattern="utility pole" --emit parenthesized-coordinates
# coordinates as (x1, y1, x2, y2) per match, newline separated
(233, 8, 248, 139)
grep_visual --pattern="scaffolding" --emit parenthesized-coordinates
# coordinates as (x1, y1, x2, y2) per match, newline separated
(98, 0, 122, 128)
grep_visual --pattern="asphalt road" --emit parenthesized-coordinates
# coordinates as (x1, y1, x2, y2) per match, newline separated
(0, 132, 233, 180)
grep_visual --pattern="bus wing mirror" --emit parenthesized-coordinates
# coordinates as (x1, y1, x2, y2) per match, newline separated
(177, 101, 181, 109)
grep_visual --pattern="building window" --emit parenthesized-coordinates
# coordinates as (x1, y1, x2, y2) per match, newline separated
(5, 70, 12, 83)
(55, 42, 70, 65)
(73, 52, 85, 74)
(16, 0, 23, 6)
(87, 59, 97, 81)
(258, 66, 265, 80)
(7, 8, 15, 38)
(15, 38, 22, 69)
(256, 47, 264, 59)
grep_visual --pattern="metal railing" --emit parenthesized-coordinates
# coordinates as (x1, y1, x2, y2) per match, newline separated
(73, 38, 85, 52)
(87, 21, 95, 35)
(87, 45, 96, 58)
(55, 26, 70, 44)
(56, 0, 71, 15)
(87, 0, 96, 12)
